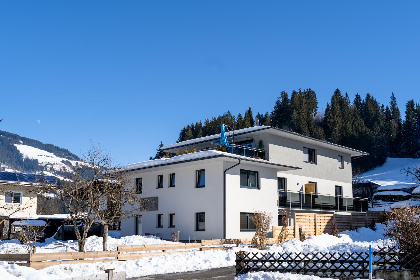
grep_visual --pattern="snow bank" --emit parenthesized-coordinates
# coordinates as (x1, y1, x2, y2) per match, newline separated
(0, 224, 392, 279)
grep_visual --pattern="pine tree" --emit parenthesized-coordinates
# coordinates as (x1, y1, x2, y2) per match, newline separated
(271, 91, 292, 129)
(236, 113, 244, 129)
(243, 107, 254, 128)
(263, 112, 271, 126)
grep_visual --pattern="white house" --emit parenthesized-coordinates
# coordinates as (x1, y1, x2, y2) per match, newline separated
(120, 126, 367, 240)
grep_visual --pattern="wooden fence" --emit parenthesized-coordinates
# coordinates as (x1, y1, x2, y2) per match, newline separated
(273, 211, 385, 241)
(2, 242, 230, 269)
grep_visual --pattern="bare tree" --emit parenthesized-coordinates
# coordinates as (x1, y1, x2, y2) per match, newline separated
(95, 170, 144, 251)
(250, 211, 272, 250)
(41, 146, 144, 252)
(41, 147, 113, 252)
(13, 220, 48, 253)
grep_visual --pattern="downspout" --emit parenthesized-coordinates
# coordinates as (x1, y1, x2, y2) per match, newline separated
(223, 159, 241, 239)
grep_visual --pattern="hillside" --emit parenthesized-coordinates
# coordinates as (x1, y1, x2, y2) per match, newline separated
(359, 158, 420, 210)
(0, 130, 83, 178)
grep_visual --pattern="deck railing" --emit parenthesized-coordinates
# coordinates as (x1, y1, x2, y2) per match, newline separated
(278, 191, 369, 212)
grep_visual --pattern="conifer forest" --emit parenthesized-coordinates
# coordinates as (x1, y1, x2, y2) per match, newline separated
(176, 89, 420, 173)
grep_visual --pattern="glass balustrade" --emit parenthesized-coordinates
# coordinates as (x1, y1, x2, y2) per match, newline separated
(278, 191, 368, 212)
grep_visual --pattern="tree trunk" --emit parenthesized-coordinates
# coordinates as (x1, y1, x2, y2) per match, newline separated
(103, 224, 108, 251)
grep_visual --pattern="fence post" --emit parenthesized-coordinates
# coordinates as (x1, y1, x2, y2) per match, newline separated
(369, 245, 373, 280)
(236, 251, 248, 275)
(314, 214, 318, 235)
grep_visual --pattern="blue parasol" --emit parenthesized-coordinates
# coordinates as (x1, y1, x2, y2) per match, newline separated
(220, 124, 230, 148)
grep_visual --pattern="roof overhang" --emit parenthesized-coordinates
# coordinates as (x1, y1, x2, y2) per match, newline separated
(122, 150, 300, 172)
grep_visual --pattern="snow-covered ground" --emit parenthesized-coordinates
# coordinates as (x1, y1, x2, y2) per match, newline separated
(0, 224, 391, 280)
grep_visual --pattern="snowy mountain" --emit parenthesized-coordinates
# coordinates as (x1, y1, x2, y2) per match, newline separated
(0, 130, 84, 179)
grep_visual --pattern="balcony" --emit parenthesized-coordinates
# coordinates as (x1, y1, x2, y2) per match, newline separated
(225, 144, 266, 160)
(278, 191, 369, 212)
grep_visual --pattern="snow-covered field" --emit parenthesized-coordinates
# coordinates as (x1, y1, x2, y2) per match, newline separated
(0, 224, 391, 280)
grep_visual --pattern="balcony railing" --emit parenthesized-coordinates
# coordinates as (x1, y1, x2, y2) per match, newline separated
(278, 191, 369, 212)
(225, 144, 266, 160)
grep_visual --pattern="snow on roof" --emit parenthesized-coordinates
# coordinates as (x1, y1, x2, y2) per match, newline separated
(161, 126, 270, 150)
(161, 126, 367, 157)
(12, 220, 47, 226)
(122, 150, 299, 171)
(391, 200, 420, 209)
(9, 213, 70, 220)
(412, 186, 420, 195)
(373, 190, 411, 197)
(377, 184, 415, 191)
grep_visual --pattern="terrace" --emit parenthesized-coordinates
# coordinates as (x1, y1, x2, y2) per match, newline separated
(278, 191, 369, 212)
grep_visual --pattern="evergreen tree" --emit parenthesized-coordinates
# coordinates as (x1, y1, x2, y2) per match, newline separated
(243, 107, 254, 128)
(271, 91, 292, 129)
(263, 112, 271, 126)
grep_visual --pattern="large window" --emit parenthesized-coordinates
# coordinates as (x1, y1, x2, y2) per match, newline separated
(196, 170, 205, 188)
(157, 214, 163, 228)
(240, 169, 259, 189)
(169, 173, 175, 188)
(240, 212, 256, 231)
(303, 147, 317, 164)
(157, 175, 163, 189)
(5, 191, 22, 204)
(196, 212, 205, 231)
(169, 213, 175, 228)
(136, 178, 143, 194)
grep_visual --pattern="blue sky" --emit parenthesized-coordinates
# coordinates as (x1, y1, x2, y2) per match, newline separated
(1, 1, 419, 165)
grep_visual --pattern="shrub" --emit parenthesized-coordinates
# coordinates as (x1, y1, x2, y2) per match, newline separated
(250, 211, 272, 249)
(385, 207, 420, 254)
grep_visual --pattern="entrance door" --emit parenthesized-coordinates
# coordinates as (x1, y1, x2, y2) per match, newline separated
(135, 216, 142, 236)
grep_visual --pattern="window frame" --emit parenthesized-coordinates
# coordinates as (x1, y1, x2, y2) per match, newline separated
(157, 175, 163, 189)
(338, 155, 344, 169)
(277, 177, 287, 192)
(169, 213, 175, 228)
(195, 212, 205, 231)
(303, 147, 317, 164)
(240, 212, 256, 231)
(5, 191, 22, 204)
(196, 169, 205, 188)
(157, 214, 163, 228)
(135, 178, 143, 194)
(240, 169, 259, 189)
(169, 173, 175, 188)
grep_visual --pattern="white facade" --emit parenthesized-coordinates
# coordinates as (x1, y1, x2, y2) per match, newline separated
(121, 126, 366, 240)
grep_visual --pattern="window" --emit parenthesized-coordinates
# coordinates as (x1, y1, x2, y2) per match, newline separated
(157, 214, 163, 228)
(240, 212, 256, 231)
(136, 178, 143, 194)
(196, 169, 205, 188)
(169, 213, 175, 228)
(303, 147, 317, 164)
(5, 191, 22, 204)
(157, 175, 163, 189)
(278, 177, 287, 192)
(169, 173, 175, 187)
(240, 169, 259, 189)
(338, 155, 344, 169)
(196, 212, 205, 231)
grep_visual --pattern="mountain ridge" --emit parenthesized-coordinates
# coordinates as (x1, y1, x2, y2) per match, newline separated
(0, 130, 82, 178)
